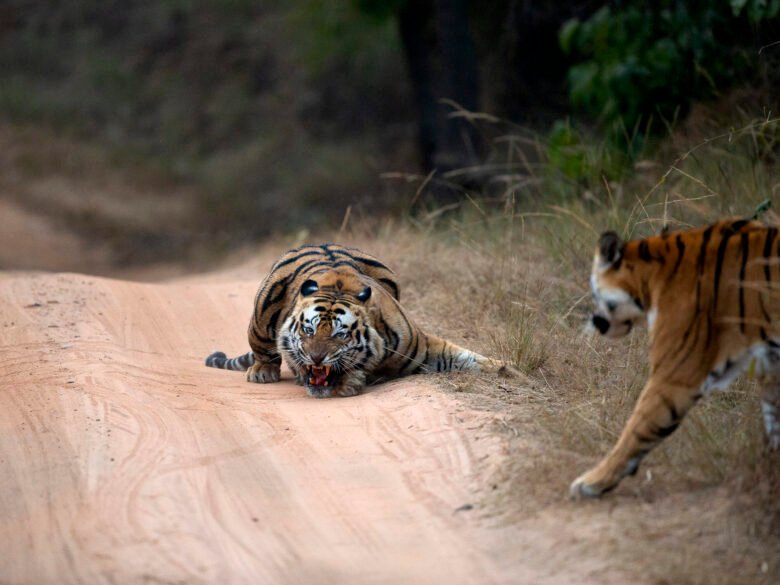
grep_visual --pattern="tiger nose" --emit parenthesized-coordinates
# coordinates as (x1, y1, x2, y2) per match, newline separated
(592, 314, 610, 334)
(310, 350, 327, 365)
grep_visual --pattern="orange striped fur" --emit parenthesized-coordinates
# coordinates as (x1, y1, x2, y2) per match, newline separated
(572, 218, 780, 498)
(206, 244, 515, 398)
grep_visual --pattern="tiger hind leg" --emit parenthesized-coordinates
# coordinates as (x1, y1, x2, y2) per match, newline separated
(475, 356, 523, 378)
(762, 378, 780, 450)
(570, 379, 698, 499)
(422, 335, 522, 378)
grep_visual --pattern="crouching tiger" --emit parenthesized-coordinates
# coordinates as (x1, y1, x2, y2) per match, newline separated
(206, 243, 516, 398)
(571, 218, 780, 499)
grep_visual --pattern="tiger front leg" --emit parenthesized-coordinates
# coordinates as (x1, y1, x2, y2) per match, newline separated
(762, 377, 780, 450)
(247, 323, 283, 383)
(246, 336, 281, 384)
(570, 380, 697, 499)
(246, 303, 284, 383)
(246, 357, 281, 384)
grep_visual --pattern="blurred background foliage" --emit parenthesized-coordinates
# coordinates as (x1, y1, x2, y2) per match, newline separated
(0, 0, 778, 252)
(561, 0, 780, 155)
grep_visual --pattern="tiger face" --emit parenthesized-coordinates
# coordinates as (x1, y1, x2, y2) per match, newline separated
(278, 272, 383, 398)
(590, 231, 646, 338)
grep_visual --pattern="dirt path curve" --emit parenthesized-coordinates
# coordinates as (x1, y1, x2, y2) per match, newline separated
(0, 272, 633, 585)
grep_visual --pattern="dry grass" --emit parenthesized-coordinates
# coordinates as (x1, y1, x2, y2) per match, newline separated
(330, 111, 780, 584)
(335, 224, 779, 585)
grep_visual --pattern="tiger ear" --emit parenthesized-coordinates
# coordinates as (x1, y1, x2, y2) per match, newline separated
(598, 231, 623, 267)
(300, 279, 319, 296)
(356, 286, 371, 302)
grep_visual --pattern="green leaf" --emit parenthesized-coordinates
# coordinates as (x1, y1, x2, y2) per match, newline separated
(730, 0, 749, 16)
(559, 18, 580, 54)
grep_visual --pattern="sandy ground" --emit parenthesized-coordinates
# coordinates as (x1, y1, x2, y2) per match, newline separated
(0, 269, 639, 585)
(1, 120, 777, 585)
(0, 199, 110, 273)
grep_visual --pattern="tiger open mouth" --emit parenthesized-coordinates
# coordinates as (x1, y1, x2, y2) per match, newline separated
(306, 365, 338, 387)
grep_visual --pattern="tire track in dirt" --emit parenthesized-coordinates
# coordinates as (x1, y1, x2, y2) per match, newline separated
(0, 272, 637, 584)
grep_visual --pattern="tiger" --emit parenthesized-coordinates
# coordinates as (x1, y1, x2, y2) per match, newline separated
(206, 243, 515, 398)
(571, 218, 780, 499)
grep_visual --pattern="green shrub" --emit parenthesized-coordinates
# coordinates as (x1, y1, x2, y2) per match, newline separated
(545, 119, 630, 186)
(560, 1, 779, 149)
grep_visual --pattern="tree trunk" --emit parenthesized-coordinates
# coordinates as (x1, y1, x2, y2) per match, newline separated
(398, 0, 481, 188)
(433, 0, 481, 171)
(397, 0, 437, 172)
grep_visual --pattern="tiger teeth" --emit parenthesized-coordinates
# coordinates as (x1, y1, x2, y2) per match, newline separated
(307, 364, 332, 386)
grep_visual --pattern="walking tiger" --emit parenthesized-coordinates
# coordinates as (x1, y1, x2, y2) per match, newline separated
(572, 218, 780, 498)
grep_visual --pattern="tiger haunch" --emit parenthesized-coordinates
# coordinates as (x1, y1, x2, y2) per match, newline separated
(206, 243, 516, 398)
(572, 218, 780, 499)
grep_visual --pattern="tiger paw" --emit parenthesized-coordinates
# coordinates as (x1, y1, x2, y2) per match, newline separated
(569, 473, 611, 500)
(247, 362, 281, 384)
(569, 456, 641, 500)
(482, 359, 526, 381)
(305, 380, 362, 398)
(496, 362, 524, 378)
(328, 374, 364, 398)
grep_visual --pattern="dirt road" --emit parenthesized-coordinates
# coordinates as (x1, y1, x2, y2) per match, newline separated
(0, 271, 633, 584)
